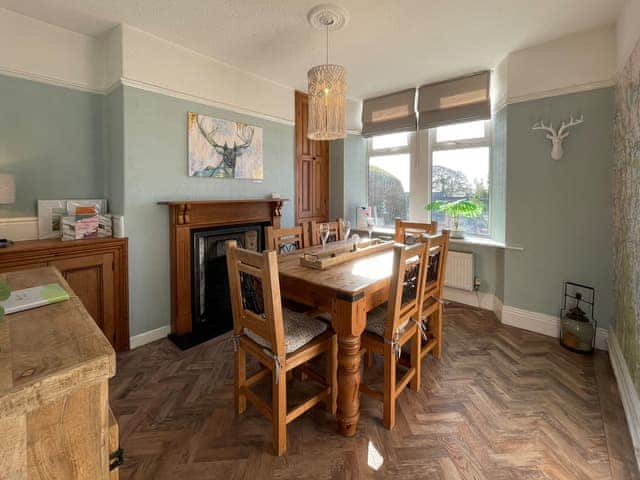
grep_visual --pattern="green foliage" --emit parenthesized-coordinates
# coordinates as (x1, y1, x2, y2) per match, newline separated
(369, 165, 408, 226)
(0, 281, 10, 302)
(426, 199, 483, 230)
(426, 199, 483, 218)
(0, 281, 9, 323)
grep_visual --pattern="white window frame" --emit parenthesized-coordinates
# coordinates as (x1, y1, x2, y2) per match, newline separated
(427, 120, 493, 237)
(366, 132, 416, 232)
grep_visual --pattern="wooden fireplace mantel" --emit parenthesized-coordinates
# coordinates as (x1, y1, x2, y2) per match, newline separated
(159, 198, 287, 335)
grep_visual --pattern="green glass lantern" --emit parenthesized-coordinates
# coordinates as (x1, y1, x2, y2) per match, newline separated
(560, 282, 596, 354)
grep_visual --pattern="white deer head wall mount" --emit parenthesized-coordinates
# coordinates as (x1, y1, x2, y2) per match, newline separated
(532, 114, 584, 160)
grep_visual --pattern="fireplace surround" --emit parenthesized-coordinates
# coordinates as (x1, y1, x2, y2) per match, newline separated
(159, 198, 286, 348)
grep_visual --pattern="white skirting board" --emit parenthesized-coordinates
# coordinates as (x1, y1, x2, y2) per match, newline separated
(608, 330, 640, 470)
(0, 217, 38, 241)
(443, 287, 608, 351)
(129, 325, 171, 349)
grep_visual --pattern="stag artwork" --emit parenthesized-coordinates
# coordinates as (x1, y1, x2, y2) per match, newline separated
(188, 112, 263, 179)
(532, 114, 584, 160)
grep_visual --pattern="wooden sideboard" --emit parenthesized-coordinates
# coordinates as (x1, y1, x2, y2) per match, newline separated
(0, 237, 129, 351)
(0, 267, 119, 479)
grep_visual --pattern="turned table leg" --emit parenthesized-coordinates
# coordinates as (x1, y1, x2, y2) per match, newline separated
(332, 294, 367, 437)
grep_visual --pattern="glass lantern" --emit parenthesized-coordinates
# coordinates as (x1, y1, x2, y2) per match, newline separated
(560, 282, 596, 354)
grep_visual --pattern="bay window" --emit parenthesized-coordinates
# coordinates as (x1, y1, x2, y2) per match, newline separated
(367, 132, 413, 229)
(429, 120, 491, 236)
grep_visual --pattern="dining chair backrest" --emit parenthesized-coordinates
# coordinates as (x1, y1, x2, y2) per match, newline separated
(394, 218, 438, 245)
(265, 225, 309, 255)
(310, 219, 344, 246)
(226, 240, 285, 358)
(384, 242, 428, 340)
(421, 230, 450, 299)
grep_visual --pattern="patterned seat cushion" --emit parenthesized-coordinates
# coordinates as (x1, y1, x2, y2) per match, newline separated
(245, 308, 328, 354)
(365, 303, 410, 338)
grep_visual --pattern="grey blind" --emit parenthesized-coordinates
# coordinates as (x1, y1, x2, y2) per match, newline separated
(361, 88, 417, 137)
(418, 71, 491, 129)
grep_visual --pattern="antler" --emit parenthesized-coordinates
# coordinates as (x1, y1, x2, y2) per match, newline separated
(196, 117, 222, 149)
(558, 114, 584, 139)
(532, 120, 557, 139)
(235, 125, 254, 150)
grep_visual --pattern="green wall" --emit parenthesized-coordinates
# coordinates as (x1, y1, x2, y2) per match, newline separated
(613, 38, 640, 391)
(102, 86, 125, 215)
(122, 86, 295, 335)
(0, 74, 105, 217)
(504, 88, 614, 327)
(330, 134, 367, 225)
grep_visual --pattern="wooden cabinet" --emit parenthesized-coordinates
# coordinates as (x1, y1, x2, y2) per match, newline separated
(0, 267, 118, 479)
(295, 90, 329, 224)
(0, 238, 129, 351)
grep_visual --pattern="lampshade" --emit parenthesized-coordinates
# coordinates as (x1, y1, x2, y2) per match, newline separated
(307, 64, 347, 140)
(0, 174, 15, 204)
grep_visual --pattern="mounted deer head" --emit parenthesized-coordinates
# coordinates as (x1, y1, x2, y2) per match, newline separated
(532, 114, 584, 160)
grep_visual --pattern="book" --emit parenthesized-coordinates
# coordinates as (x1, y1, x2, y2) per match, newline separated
(1, 283, 70, 314)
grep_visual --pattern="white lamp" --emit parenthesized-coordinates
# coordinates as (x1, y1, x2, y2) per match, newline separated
(0, 174, 15, 205)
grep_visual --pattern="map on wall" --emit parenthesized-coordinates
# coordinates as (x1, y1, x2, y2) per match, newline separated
(188, 112, 263, 180)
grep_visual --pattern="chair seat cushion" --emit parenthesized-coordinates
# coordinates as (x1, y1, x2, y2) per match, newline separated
(365, 303, 410, 338)
(245, 308, 328, 354)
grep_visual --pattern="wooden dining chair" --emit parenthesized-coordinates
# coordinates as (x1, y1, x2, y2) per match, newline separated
(310, 218, 344, 246)
(394, 218, 438, 244)
(265, 224, 309, 255)
(418, 230, 450, 359)
(225, 240, 337, 456)
(360, 242, 427, 429)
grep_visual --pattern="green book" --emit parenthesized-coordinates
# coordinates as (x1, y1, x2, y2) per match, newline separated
(0, 283, 70, 314)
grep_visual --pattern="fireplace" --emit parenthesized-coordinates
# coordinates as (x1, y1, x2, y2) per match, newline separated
(160, 198, 286, 349)
(169, 223, 266, 349)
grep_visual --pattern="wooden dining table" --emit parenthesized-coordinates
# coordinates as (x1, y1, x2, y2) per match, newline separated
(277, 240, 395, 437)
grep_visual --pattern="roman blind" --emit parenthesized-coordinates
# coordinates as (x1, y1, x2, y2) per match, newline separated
(418, 71, 491, 129)
(361, 88, 417, 137)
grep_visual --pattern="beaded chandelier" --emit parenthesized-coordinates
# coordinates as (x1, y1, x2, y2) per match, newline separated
(307, 5, 348, 140)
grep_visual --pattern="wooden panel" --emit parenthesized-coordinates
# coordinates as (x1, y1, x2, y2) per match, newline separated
(0, 238, 129, 351)
(0, 414, 26, 478)
(108, 408, 119, 480)
(27, 382, 109, 479)
(49, 253, 115, 346)
(295, 90, 329, 224)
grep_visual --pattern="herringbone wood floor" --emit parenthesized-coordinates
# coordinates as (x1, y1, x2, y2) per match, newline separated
(110, 304, 639, 479)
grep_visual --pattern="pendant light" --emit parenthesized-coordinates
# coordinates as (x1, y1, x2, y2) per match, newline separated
(307, 5, 348, 140)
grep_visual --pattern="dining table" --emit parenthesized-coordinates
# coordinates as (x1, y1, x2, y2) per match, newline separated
(277, 239, 395, 437)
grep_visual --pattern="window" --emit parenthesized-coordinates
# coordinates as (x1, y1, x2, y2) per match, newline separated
(367, 132, 412, 229)
(429, 120, 491, 236)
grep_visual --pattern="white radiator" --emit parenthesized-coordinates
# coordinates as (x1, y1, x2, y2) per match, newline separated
(444, 251, 474, 291)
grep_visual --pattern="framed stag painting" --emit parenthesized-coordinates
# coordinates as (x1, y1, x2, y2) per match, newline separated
(188, 112, 263, 180)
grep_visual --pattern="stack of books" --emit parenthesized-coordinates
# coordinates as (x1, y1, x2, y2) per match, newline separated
(62, 215, 99, 240)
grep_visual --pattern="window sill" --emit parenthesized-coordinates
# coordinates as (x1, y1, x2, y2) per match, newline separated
(352, 228, 522, 251)
(449, 236, 505, 248)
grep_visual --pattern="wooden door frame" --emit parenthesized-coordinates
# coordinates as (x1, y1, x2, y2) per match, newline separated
(295, 90, 329, 225)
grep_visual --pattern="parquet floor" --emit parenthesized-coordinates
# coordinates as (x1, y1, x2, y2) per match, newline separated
(110, 303, 639, 479)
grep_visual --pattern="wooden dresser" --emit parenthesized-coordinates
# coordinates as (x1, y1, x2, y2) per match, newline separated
(0, 238, 129, 351)
(0, 267, 120, 479)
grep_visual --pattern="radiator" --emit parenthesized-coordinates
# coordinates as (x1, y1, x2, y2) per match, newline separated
(444, 251, 474, 291)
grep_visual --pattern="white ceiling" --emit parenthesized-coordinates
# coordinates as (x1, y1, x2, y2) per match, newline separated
(0, 0, 623, 99)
